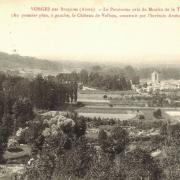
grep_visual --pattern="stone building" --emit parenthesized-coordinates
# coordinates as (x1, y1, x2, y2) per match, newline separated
(151, 71, 159, 84)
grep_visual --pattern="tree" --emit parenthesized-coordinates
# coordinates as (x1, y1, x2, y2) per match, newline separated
(0, 125, 9, 162)
(74, 118, 87, 138)
(91, 65, 102, 73)
(79, 69, 88, 84)
(70, 71, 79, 82)
(31, 74, 44, 108)
(169, 123, 180, 145)
(98, 129, 108, 142)
(121, 148, 162, 180)
(12, 98, 34, 131)
(2, 113, 14, 135)
(111, 127, 129, 154)
(0, 91, 4, 121)
(98, 129, 109, 151)
(98, 127, 129, 156)
(125, 65, 140, 84)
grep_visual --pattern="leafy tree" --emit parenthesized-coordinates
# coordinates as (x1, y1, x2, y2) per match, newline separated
(98, 129, 108, 143)
(0, 91, 4, 121)
(111, 127, 129, 154)
(125, 65, 140, 84)
(98, 129, 110, 152)
(1, 113, 14, 135)
(12, 98, 34, 130)
(79, 69, 88, 84)
(31, 74, 44, 108)
(74, 118, 87, 138)
(0, 125, 9, 162)
(120, 148, 162, 180)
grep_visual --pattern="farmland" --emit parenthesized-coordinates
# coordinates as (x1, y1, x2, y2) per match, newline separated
(77, 89, 138, 119)
(78, 112, 136, 120)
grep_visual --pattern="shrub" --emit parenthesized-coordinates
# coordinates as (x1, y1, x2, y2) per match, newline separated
(7, 137, 22, 152)
(136, 110, 145, 120)
(139, 114, 145, 120)
(76, 102, 84, 107)
(153, 109, 162, 119)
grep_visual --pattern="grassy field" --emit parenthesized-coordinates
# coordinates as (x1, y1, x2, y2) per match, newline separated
(79, 89, 136, 94)
(78, 90, 136, 101)
(77, 88, 170, 123)
(78, 112, 136, 120)
(76, 107, 133, 113)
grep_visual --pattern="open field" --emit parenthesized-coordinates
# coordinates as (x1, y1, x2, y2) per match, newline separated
(166, 111, 180, 116)
(76, 89, 171, 125)
(76, 107, 134, 114)
(79, 89, 136, 95)
(78, 90, 136, 102)
(78, 112, 136, 120)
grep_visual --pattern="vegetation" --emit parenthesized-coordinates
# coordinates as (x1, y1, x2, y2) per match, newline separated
(18, 112, 164, 180)
(0, 72, 78, 163)
(153, 109, 162, 119)
(0, 52, 63, 72)
(1, 65, 180, 180)
(2, 52, 180, 81)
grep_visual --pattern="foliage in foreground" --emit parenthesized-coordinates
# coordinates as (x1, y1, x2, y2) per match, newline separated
(18, 113, 163, 180)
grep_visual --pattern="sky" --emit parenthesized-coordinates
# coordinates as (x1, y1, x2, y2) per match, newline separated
(0, 0, 180, 65)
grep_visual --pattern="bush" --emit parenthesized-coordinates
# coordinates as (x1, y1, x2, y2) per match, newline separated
(153, 109, 162, 119)
(76, 102, 84, 107)
(139, 114, 145, 120)
(136, 110, 145, 120)
(7, 146, 23, 152)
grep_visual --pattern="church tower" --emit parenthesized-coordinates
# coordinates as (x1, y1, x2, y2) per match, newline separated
(151, 71, 159, 84)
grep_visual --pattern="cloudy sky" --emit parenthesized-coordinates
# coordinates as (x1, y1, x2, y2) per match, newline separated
(0, 0, 180, 65)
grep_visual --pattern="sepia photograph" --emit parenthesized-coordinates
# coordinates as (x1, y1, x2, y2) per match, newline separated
(1, 0, 180, 179)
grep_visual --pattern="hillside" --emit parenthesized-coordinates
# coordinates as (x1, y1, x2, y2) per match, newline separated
(1, 52, 180, 80)
(0, 52, 64, 75)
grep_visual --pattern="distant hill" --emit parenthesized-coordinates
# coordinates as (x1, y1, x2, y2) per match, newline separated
(1, 52, 180, 80)
(0, 52, 63, 75)
(0, 52, 97, 76)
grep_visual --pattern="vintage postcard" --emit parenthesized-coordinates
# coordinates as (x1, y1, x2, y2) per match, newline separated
(0, 0, 180, 179)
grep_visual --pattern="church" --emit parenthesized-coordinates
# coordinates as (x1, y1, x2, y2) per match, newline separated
(151, 71, 160, 84)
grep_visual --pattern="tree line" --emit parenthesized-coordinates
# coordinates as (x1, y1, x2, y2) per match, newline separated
(0, 72, 78, 162)
(56, 65, 140, 91)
